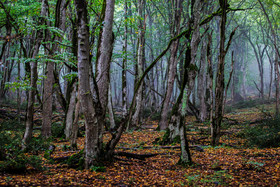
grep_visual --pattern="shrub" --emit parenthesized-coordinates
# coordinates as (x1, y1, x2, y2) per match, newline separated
(239, 117, 280, 148)
(0, 119, 24, 131)
(25, 136, 52, 154)
(0, 131, 44, 173)
(66, 150, 85, 170)
(52, 122, 65, 138)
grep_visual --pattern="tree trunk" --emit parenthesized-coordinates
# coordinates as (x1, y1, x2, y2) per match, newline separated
(65, 82, 77, 139)
(161, 0, 204, 165)
(22, 0, 48, 148)
(17, 50, 21, 123)
(211, 0, 237, 146)
(75, 0, 103, 168)
(206, 33, 214, 123)
(70, 91, 80, 149)
(197, 39, 207, 122)
(108, 84, 116, 129)
(159, 0, 183, 130)
(122, 0, 128, 116)
(130, 0, 146, 129)
(75, 0, 115, 168)
(96, 0, 115, 113)
(274, 60, 279, 117)
(266, 49, 273, 101)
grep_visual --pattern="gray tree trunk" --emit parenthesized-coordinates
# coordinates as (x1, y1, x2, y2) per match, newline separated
(70, 91, 80, 149)
(275, 52, 279, 116)
(75, 0, 115, 168)
(197, 40, 207, 122)
(158, 0, 182, 130)
(75, 0, 103, 168)
(96, 0, 115, 113)
(130, 0, 146, 129)
(122, 0, 128, 116)
(108, 84, 116, 129)
(22, 0, 48, 148)
(65, 82, 77, 139)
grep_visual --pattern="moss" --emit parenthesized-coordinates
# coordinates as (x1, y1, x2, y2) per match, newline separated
(159, 129, 181, 145)
(173, 135, 181, 144)
(66, 149, 85, 170)
(188, 64, 198, 71)
(177, 158, 193, 167)
(159, 128, 170, 145)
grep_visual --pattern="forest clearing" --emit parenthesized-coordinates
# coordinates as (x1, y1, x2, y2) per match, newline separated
(1, 0, 280, 186)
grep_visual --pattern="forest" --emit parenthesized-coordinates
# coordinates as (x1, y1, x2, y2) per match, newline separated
(0, 0, 280, 186)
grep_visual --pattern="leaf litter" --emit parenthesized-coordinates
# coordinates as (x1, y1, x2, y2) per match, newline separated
(1, 105, 280, 186)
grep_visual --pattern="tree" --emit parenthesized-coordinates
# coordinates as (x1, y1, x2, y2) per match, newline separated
(130, 0, 146, 129)
(22, 0, 49, 148)
(75, 0, 115, 168)
(158, 0, 183, 130)
(211, 0, 237, 146)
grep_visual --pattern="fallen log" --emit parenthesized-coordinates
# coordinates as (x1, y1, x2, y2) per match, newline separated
(116, 145, 205, 152)
(114, 152, 159, 160)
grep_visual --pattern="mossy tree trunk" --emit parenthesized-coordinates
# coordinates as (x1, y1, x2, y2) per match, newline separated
(211, 0, 237, 146)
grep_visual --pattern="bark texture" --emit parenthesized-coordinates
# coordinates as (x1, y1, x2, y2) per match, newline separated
(22, 0, 48, 148)
(159, 0, 183, 130)
(211, 0, 237, 146)
(130, 0, 146, 129)
(75, 0, 104, 168)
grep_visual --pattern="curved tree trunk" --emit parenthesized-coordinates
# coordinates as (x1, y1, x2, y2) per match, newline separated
(75, 0, 103, 168)
(75, 0, 115, 168)
(158, 0, 183, 130)
(22, 0, 48, 148)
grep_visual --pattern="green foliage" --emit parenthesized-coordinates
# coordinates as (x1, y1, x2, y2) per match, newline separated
(0, 130, 44, 173)
(239, 117, 280, 148)
(185, 174, 200, 186)
(0, 99, 27, 110)
(66, 150, 85, 170)
(0, 119, 24, 131)
(25, 136, 52, 154)
(51, 122, 65, 138)
(142, 108, 161, 121)
(0, 154, 44, 174)
(200, 170, 232, 185)
(90, 165, 106, 172)
(247, 161, 264, 171)
(227, 98, 272, 112)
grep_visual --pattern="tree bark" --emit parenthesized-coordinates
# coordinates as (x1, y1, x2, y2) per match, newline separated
(130, 0, 146, 129)
(197, 39, 207, 122)
(75, 0, 103, 168)
(211, 0, 237, 146)
(96, 0, 115, 114)
(75, 0, 115, 168)
(70, 91, 80, 149)
(122, 0, 128, 116)
(108, 84, 116, 129)
(275, 52, 280, 116)
(22, 0, 48, 148)
(65, 82, 77, 139)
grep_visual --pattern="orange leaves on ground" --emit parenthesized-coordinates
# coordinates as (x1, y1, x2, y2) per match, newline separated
(1, 105, 280, 186)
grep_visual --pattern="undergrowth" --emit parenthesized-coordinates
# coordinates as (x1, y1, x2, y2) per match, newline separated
(239, 117, 280, 148)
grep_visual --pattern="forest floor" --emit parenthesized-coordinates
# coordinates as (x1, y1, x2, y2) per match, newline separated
(1, 102, 280, 186)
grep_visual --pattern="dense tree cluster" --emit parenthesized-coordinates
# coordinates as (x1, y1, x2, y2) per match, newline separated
(0, 0, 279, 168)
